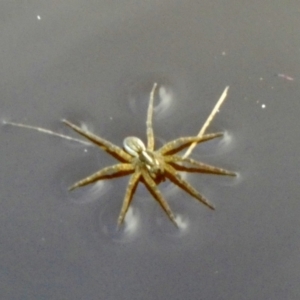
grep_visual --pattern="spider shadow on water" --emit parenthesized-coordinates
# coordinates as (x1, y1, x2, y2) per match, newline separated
(3, 83, 236, 231)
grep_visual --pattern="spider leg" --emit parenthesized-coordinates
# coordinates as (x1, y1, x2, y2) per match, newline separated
(3, 121, 91, 146)
(164, 155, 236, 176)
(141, 169, 178, 227)
(158, 132, 223, 156)
(183, 86, 229, 159)
(69, 163, 135, 190)
(146, 83, 158, 151)
(163, 163, 215, 210)
(117, 170, 142, 227)
(62, 119, 132, 162)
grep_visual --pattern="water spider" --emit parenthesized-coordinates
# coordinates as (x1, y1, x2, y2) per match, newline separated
(4, 83, 236, 227)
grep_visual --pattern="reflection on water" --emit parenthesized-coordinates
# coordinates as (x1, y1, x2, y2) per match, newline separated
(128, 83, 174, 120)
(155, 212, 189, 235)
(67, 181, 111, 204)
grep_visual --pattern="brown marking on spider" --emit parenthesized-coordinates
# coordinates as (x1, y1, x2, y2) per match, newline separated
(4, 83, 236, 227)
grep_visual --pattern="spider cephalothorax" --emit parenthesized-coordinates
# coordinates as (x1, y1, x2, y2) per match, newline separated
(123, 136, 164, 178)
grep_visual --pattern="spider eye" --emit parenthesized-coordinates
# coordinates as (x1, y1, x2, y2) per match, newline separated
(123, 136, 146, 157)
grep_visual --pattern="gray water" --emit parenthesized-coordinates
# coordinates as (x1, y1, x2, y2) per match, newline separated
(1, 1, 300, 299)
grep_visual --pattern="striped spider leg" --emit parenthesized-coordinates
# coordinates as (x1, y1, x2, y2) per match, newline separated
(3, 83, 236, 228)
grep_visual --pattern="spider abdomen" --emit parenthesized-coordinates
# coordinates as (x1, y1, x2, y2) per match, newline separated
(123, 136, 146, 157)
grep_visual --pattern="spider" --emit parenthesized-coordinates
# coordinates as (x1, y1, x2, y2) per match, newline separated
(4, 83, 236, 227)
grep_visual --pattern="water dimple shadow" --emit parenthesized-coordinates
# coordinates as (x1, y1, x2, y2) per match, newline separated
(94, 203, 141, 243)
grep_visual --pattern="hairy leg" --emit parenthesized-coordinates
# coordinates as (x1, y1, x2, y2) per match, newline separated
(117, 170, 142, 227)
(146, 83, 157, 151)
(3, 121, 91, 145)
(163, 163, 215, 210)
(69, 163, 135, 190)
(63, 119, 131, 162)
(158, 132, 223, 156)
(164, 155, 236, 176)
(183, 86, 229, 158)
(141, 169, 178, 227)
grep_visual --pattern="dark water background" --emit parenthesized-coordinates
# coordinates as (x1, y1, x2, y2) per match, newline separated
(1, 1, 300, 299)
